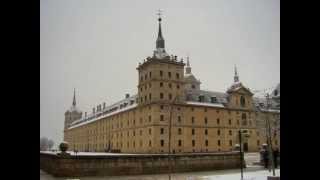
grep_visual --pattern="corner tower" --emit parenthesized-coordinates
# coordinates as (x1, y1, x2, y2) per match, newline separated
(64, 88, 82, 130)
(137, 14, 185, 107)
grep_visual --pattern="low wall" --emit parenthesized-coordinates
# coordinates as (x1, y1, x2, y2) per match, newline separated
(40, 152, 242, 177)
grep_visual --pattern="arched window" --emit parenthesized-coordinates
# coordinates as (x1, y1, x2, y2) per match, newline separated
(240, 96, 246, 107)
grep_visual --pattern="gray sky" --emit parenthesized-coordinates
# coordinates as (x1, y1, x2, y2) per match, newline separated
(40, 0, 279, 145)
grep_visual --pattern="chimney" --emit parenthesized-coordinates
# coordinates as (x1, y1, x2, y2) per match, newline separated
(125, 94, 130, 99)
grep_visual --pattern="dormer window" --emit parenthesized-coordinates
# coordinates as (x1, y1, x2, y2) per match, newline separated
(211, 97, 217, 103)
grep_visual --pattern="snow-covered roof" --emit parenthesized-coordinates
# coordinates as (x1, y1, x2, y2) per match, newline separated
(68, 95, 138, 129)
(186, 101, 225, 108)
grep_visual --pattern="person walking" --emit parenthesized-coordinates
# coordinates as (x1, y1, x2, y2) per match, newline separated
(273, 148, 279, 168)
(263, 149, 269, 169)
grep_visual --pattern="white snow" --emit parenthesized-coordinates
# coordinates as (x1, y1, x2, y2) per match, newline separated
(186, 101, 225, 108)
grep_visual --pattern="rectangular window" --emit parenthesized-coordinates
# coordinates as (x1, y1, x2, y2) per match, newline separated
(169, 94, 172, 100)
(149, 72, 152, 78)
(160, 70, 163, 77)
(191, 117, 195, 124)
(229, 140, 232, 146)
(160, 140, 164, 147)
(217, 118, 220, 124)
(178, 128, 182, 135)
(217, 129, 220, 136)
(149, 141, 152, 147)
(205, 129, 208, 135)
(160, 82, 163, 87)
(205, 140, 208, 146)
(178, 116, 181, 123)
(229, 130, 232, 135)
(176, 73, 179, 79)
(205, 117, 208, 124)
(168, 72, 171, 78)
(149, 128, 152, 135)
(160, 93, 164, 99)
(192, 140, 195, 147)
(149, 115, 151, 122)
(160, 115, 164, 121)
(229, 119, 232, 125)
(257, 140, 260, 146)
(178, 140, 182, 146)
(218, 140, 221, 146)
(192, 128, 195, 135)
(160, 128, 164, 134)
(160, 105, 164, 110)
(211, 97, 217, 103)
(149, 93, 151, 100)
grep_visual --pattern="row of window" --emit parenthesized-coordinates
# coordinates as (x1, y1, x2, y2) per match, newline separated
(140, 71, 181, 82)
(160, 128, 233, 136)
(140, 82, 180, 92)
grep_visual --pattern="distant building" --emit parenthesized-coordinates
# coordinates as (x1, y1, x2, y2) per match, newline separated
(64, 16, 280, 153)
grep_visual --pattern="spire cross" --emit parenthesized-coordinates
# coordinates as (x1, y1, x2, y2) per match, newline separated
(157, 9, 162, 19)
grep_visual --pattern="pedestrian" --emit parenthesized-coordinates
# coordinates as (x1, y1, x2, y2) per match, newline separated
(263, 149, 269, 169)
(273, 148, 279, 168)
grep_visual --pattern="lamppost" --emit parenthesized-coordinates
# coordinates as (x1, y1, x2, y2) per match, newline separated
(167, 96, 179, 180)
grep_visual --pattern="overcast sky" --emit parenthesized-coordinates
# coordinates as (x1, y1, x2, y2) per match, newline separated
(40, 0, 279, 145)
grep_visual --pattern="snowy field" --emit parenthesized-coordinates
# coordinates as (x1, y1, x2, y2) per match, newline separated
(40, 168, 280, 180)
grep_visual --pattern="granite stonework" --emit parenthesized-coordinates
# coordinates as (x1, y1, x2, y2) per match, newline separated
(40, 152, 242, 177)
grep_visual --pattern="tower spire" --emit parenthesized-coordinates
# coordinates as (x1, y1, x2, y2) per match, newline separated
(72, 88, 76, 106)
(156, 9, 165, 49)
(234, 65, 239, 83)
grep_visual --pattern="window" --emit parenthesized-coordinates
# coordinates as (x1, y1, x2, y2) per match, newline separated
(178, 128, 182, 135)
(178, 116, 181, 123)
(148, 115, 151, 122)
(168, 72, 171, 78)
(257, 140, 260, 146)
(218, 140, 221, 146)
(192, 140, 195, 147)
(192, 85, 195, 89)
(205, 129, 208, 135)
(140, 87, 142, 92)
(242, 113, 247, 126)
(133, 130, 135, 136)
(240, 96, 246, 107)
(192, 128, 195, 135)
(205, 140, 208, 146)
(204, 108, 207, 112)
(211, 97, 217, 103)
(160, 93, 164, 99)
(140, 76, 143, 81)
(229, 130, 232, 135)
(229, 119, 232, 125)
(145, 74, 147, 80)
(204, 117, 208, 124)
(160, 82, 163, 87)
(217, 129, 220, 136)
(237, 119, 239, 125)
(169, 83, 172, 88)
(191, 117, 195, 124)
(160, 105, 164, 110)
(149, 141, 152, 147)
(149, 93, 151, 100)
(149, 72, 152, 78)
(177, 85, 180, 89)
(199, 95, 204, 102)
(160, 115, 164, 121)
(140, 130, 142, 136)
(145, 95, 147, 101)
(178, 140, 182, 146)
(169, 93, 172, 100)
(160, 70, 163, 77)
(149, 128, 152, 135)
(229, 140, 232, 146)
(176, 73, 180, 79)
(160, 140, 164, 147)
(217, 118, 220, 124)
(191, 107, 194, 111)
(160, 128, 164, 134)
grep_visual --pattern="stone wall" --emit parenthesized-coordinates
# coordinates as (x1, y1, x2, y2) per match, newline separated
(40, 152, 242, 177)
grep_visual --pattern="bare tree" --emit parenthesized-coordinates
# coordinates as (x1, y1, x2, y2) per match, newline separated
(40, 137, 49, 151)
(48, 139, 54, 150)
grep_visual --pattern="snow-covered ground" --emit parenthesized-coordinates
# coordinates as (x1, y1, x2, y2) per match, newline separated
(41, 168, 280, 180)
